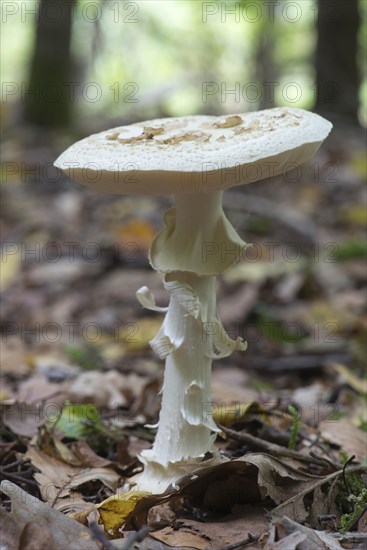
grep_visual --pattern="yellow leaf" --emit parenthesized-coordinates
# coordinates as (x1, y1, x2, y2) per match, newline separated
(350, 152, 367, 178)
(332, 363, 367, 394)
(0, 247, 21, 291)
(213, 401, 262, 427)
(116, 317, 163, 352)
(341, 206, 367, 226)
(115, 219, 156, 251)
(96, 489, 151, 535)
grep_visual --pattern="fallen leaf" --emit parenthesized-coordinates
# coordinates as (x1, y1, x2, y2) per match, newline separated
(70, 440, 113, 468)
(319, 418, 367, 461)
(26, 446, 120, 509)
(114, 219, 156, 251)
(151, 504, 268, 550)
(16, 373, 69, 405)
(241, 453, 322, 511)
(96, 488, 153, 535)
(95, 452, 323, 533)
(0, 480, 99, 550)
(331, 363, 367, 394)
(0, 337, 33, 377)
(0, 507, 22, 550)
(225, 259, 305, 284)
(37, 425, 82, 465)
(18, 521, 56, 550)
(340, 205, 367, 226)
(2, 401, 47, 437)
(212, 401, 261, 427)
(270, 516, 343, 550)
(264, 530, 306, 550)
(117, 317, 163, 352)
(52, 402, 103, 439)
(0, 245, 21, 291)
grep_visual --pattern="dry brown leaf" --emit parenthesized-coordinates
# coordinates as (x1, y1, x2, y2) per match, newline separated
(0, 507, 22, 550)
(26, 446, 120, 509)
(2, 372, 70, 437)
(269, 516, 343, 550)
(18, 522, 56, 550)
(151, 504, 267, 550)
(217, 282, 260, 323)
(2, 402, 47, 437)
(241, 453, 321, 507)
(66, 369, 150, 415)
(307, 484, 340, 530)
(118, 453, 322, 531)
(0, 245, 22, 291)
(70, 440, 113, 468)
(264, 530, 306, 550)
(0, 480, 99, 550)
(0, 337, 33, 377)
(37, 426, 82, 466)
(16, 373, 69, 404)
(319, 418, 367, 461)
(358, 510, 367, 532)
(147, 502, 177, 530)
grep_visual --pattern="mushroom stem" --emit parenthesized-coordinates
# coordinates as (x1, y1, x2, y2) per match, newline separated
(144, 271, 219, 464)
(137, 191, 246, 492)
(174, 190, 224, 242)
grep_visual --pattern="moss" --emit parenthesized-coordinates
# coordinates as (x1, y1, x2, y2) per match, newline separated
(340, 489, 367, 532)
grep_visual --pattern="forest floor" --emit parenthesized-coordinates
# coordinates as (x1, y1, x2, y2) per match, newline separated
(1, 122, 366, 549)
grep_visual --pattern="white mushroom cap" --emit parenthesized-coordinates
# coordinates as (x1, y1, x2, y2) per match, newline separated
(55, 108, 332, 195)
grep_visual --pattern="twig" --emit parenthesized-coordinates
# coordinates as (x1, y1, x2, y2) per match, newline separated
(50, 472, 79, 508)
(223, 191, 319, 245)
(271, 465, 367, 517)
(213, 533, 260, 550)
(119, 525, 150, 550)
(349, 503, 367, 531)
(89, 521, 115, 550)
(0, 469, 38, 487)
(248, 353, 349, 372)
(332, 532, 367, 542)
(309, 451, 338, 469)
(219, 424, 342, 468)
(0, 459, 31, 471)
(342, 454, 356, 494)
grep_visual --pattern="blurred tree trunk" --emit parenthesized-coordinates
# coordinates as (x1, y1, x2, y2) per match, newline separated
(315, 0, 361, 125)
(255, 25, 277, 109)
(254, 0, 278, 110)
(24, 0, 76, 128)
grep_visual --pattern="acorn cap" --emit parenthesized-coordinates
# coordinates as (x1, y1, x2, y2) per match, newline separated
(54, 108, 332, 195)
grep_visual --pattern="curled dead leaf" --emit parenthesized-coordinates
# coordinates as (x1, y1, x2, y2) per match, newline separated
(0, 480, 99, 550)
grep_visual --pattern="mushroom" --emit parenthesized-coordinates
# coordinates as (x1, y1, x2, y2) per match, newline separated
(55, 108, 332, 493)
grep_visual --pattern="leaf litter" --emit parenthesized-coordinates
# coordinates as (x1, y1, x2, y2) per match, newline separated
(1, 129, 366, 549)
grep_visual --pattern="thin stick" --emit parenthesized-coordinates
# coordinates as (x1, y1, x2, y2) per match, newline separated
(89, 521, 115, 550)
(342, 454, 356, 494)
(215, 533, 260, 550)
(219, 425, 342, 468)
(119, 525, 150, 550)
(271, 465, 367, 516)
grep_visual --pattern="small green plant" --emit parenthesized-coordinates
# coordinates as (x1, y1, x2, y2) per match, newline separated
(49, 402, 104, 440)
(65, 344, 101, 370)
(287, 404, 300, 450)
(337, 452, 367, 532)
(340, 489, 367, 532)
